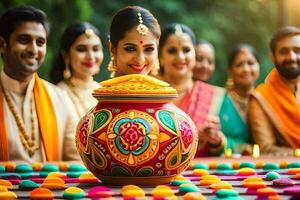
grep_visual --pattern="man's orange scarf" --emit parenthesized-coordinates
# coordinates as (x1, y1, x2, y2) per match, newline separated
(0, 73, 59, 161)
(253, 68, 300, 148)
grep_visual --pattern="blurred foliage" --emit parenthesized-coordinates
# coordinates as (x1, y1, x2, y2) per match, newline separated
(0, 0, 278, 86)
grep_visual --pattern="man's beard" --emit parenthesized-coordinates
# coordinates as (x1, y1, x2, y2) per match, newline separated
(275, 60, 300, 79)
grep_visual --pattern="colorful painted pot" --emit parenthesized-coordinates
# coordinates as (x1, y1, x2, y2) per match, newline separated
(76, 74, 198, 185)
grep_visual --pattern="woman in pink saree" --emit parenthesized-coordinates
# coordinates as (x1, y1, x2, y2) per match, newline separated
(158, 23, 226, 156)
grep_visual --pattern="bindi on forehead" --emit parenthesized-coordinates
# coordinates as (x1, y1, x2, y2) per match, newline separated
(140, 40, 143, 45)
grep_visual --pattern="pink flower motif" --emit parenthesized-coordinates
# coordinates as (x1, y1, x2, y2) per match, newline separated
(120, 122, 145, 151)
(180, 121, 193, 149)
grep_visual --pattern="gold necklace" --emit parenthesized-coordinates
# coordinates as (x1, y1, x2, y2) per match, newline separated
(174, 79, 194, 94)
(229, 90, 249, 121)
(173, 80, 194, 104)
(66, 79, 90, 118)
(0, 82, 39, 157)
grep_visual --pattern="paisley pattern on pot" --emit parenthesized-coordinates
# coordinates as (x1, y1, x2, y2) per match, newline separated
(157, 110, 195, 170)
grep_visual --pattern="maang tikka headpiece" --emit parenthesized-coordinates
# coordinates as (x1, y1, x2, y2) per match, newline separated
(136, 12, 149, 35)
(175, 24, 183, 36)
(85, 29, 94, 38)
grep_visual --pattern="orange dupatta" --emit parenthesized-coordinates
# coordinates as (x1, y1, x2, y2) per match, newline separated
(0, 73, 59, 161)
(253, 68, 300, 148)
(0, 88, 8, 161)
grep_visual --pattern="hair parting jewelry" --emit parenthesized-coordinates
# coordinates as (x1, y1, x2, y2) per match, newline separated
(240, 47, 250, 54)
(136, 12, 149, 35)
(0, 82, 39, 157)
(85, 28, 94, 38)
(175, 24, 184, 37)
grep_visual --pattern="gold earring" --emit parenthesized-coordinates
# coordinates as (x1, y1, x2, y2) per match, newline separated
(63, 65, 71, 80)
(107, 56, 117, 78)
(226, 77, 234, 89)
(150, 61, 160, 76)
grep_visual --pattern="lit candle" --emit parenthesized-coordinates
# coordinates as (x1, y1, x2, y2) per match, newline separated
(224, 148, 232, 158)
(294, 149, 300, 157)
(252, 144, 260, 159)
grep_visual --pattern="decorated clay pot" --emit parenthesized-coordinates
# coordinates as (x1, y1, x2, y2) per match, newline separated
(76, 74, 198, 185)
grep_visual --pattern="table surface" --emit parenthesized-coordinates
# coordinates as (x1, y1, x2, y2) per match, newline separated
(2, 156, 300, 199)
(195, 155, 300, 163)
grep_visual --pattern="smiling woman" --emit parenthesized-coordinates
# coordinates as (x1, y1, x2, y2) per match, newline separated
(219, 44, 260, 155)
(75, 6, 200, 185)
(50, 22, 104, 120)
(107, 6, 161, 77)
(193, 40, 216, 82)
(158, 23, 196, 89)
(157, 23, 228, 157)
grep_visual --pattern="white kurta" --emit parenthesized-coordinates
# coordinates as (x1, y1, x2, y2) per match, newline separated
(57, 79, 99, 122)
(1, 71, 80, 162)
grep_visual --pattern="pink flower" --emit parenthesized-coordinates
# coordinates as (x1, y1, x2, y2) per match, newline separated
(120, 122, 145, 151)
(180, 121, 193, 149)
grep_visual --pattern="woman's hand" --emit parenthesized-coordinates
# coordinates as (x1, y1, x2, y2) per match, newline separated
(199, 114, 224, 147)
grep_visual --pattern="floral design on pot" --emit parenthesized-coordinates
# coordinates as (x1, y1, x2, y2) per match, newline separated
(76, 74, 198, 185)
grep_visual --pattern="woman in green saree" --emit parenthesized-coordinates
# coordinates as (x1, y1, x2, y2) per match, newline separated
(220, 44, 260, 155)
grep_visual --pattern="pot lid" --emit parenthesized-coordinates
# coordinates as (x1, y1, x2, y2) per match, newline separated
(93, 74, 177, 101)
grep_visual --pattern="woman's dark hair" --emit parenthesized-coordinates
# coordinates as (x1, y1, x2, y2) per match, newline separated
(0, 5, 49, 44)
(228, 44, 259, 68)
(196, 39, 215, 51)
(158, 23, 196, 75)
(50, 22, 101, 84)
(158, 23, 196, 57)
(109, 6, 161, 47)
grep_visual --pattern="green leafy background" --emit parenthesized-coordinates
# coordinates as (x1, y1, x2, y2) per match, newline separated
(0, 0, 278, 86)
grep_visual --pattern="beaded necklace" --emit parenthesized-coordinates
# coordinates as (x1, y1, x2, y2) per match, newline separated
(0, 81, 39, 157)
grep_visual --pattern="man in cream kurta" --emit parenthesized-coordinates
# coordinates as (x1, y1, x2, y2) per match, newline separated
(0, 6, 80, 162)
(1, 71, 79, 162)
